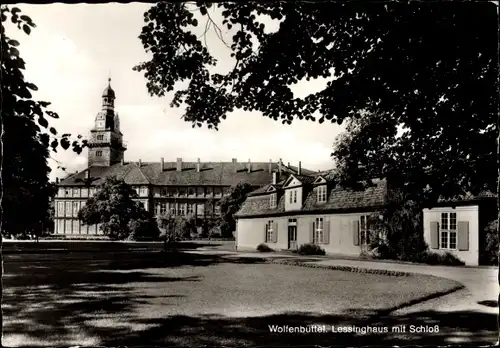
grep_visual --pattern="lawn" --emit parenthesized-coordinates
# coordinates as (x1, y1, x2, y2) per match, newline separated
(2, 246, 493, 346)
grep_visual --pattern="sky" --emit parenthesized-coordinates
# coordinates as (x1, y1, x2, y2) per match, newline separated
(7, 3, 345, 182)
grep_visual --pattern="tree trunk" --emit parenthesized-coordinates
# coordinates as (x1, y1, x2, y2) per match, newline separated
(497, 116, 499, 337)
(0, 98, 4, 347)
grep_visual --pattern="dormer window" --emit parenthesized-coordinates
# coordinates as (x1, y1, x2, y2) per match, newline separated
(97, 135, 104, 141)
(270, 193, 277, 208)
(139, 186, 148, 197)
(317, 185, 327, 203)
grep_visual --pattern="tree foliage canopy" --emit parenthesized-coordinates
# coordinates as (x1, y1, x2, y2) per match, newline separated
(1, 6, 86, 238)
(218, 182, 254, 237)
(136, 2, 498, 204)
(157, 213, 195, 245)
(78, 177, 155, 240)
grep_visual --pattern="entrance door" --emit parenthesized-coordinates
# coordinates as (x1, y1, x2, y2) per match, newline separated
(288, 225, 297, 250)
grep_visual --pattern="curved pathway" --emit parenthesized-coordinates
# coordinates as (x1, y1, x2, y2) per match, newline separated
(187, 247, 498, 315)
(307, 259, 498, 315)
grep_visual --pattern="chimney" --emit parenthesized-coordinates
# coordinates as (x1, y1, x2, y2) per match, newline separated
(269, 159, 273, 173)
(279, 158, 282, 176)
(161, 157, 165, 171)
(272, 172, 277, 185)
(121, 158, 124, 165)
(298, 161, 302, 175)
(197, 158, 201, 172)
(176, 158, 182, 172)
(232, 158, 238, 173)
(288, 162, 290, 168)
(56, 177, 59, 184)
(138, 159, 142, 167)
(247, 159, 252, 173)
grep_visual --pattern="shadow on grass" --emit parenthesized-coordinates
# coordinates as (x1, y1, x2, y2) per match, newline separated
(174, 241, 226, 250)
(2, 241, 165, 254)
(4, 308, 497, 346)
(109, 310, 497, 346)
(2, 250, 497, 347)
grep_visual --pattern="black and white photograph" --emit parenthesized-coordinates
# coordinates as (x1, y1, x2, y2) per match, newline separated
(1, 1, 498, 346)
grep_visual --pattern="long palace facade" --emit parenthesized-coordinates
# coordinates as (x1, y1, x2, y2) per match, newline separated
(54, 79, 311, 237)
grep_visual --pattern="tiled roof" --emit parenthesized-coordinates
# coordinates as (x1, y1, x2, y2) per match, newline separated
(291, 174, 316, 185)
(286, 165, 317, 176)
(236, 179, 388, 218)
(437, 190, 497, 203)
(58, 161, 308, 187)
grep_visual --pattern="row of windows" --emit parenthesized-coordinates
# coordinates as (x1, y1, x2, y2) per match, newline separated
(58, 186, 228, 198)
(58, 187, 97, 198)
(55, 199, 148, 217)
(265, 215, 372, 245)
(55, 220, 104, 235)
(155, 186, 225, 198)
(56, 201, 85, 218)
(155, 202, 220, 216)
(269, 185, 328, 208)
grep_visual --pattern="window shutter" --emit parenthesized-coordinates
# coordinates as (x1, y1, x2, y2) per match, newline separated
(272, 222, 278, 243)
(264, 223, 268, 243)
(457, 221, 469, 251)
(323, 220, 330, 244)
(352, 221, 360, 246)
(430, 221, 439, 249)
(310, 221, 315, 243)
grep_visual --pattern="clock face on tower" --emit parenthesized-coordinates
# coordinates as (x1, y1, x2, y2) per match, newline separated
(97, 121, 104, 128)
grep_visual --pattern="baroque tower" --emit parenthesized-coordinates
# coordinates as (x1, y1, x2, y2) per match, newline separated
(87, 78, 126, 166)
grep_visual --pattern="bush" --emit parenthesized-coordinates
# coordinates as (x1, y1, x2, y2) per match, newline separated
(257, 243, 274, 252)
(297, 243, 326, 256)
(483, 220, 498, 265)
(208, 225, 222, 239)
(421, 250, 465, 266)
(127, 218, 160, 241)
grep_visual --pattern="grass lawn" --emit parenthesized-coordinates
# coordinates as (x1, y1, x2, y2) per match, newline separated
(2, 247, 493, 346)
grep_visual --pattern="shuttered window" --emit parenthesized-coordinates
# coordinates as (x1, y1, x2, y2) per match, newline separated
(314, 217, 324, 243)
(360, 215, 371, 246)
(266, 221, 274, 243)
(440, 212, 457, 250)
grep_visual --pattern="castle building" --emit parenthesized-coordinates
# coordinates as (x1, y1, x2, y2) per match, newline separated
(53, 79, 313, 237)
